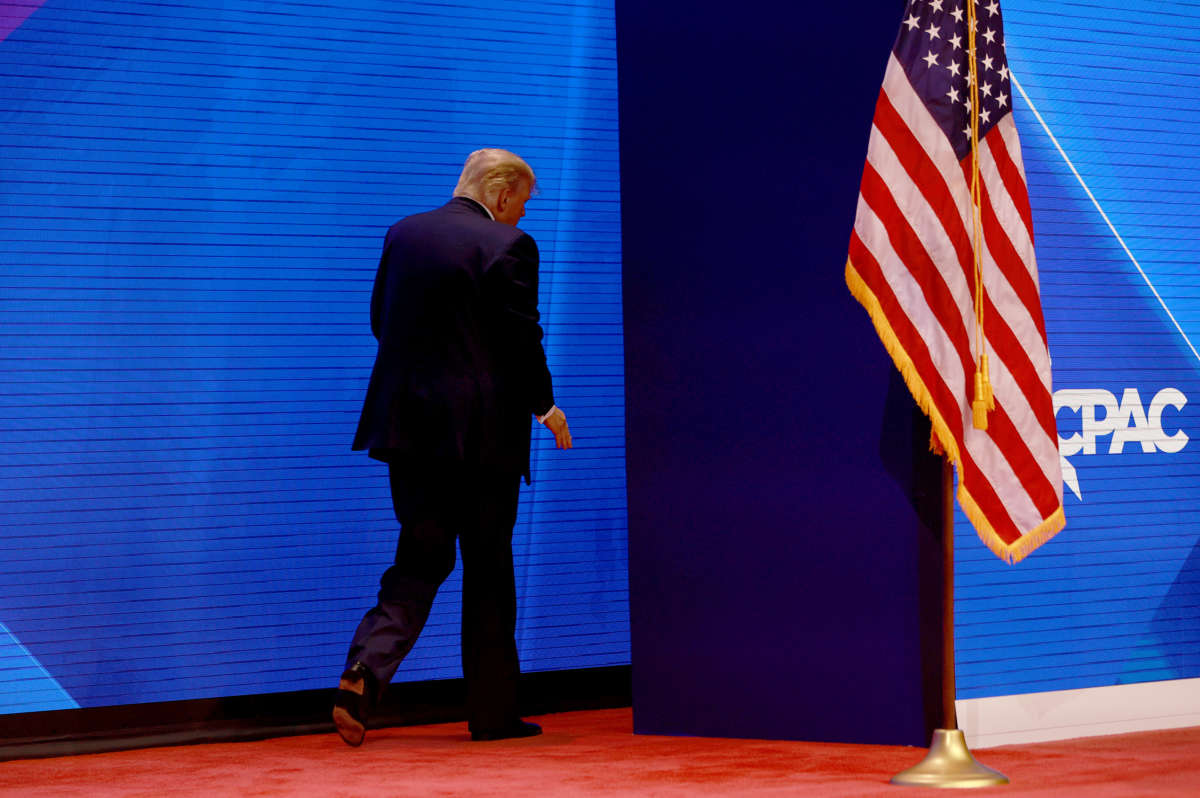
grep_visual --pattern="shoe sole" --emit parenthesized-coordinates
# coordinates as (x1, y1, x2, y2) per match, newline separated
(332, 706, 365, 747)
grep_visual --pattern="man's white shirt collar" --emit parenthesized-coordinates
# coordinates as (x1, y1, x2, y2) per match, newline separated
(456, 195, 494, 220)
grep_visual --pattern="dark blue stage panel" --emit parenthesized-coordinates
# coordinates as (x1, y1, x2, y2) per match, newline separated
(618, 0, 940, 746)
(0, 1, 627, 714)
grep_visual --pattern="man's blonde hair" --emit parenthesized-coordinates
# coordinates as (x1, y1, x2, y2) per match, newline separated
(453, 148, 536, 207)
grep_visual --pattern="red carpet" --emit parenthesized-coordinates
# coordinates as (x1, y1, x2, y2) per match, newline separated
(1, 708, 1197, 796)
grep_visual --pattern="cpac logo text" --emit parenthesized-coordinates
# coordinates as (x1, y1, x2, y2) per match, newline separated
(1055, 388, 1188, 500)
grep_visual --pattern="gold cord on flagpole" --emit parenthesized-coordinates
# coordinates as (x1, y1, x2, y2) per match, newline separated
(968, 0, 993, 431)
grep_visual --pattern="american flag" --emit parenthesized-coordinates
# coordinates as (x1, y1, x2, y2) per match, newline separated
(846, 0, 1064, 563)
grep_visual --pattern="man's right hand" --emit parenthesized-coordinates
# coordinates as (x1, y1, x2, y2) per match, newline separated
(540, 407, 572, 450)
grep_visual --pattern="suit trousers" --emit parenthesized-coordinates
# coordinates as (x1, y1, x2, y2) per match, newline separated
(345, 461, 523, 733)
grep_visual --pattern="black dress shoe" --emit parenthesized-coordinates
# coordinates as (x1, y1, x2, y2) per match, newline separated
(332, 662, 376, 747)
(470, 720, 542, 742)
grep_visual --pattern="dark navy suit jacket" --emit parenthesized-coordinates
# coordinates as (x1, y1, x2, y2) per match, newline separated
(352, 197, 554, 481)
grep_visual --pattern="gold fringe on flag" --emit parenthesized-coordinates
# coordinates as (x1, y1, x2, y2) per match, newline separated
(846, 259, 1065, 564)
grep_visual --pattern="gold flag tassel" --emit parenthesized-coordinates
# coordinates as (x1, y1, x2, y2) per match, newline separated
(967, 0, 992, 431)
(972, 354, 994, 430)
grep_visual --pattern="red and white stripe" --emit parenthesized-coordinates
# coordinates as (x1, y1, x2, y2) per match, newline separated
(847, 53, 1064, 562)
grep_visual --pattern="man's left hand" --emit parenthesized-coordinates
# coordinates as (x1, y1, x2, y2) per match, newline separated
(540, 407, 573, 450)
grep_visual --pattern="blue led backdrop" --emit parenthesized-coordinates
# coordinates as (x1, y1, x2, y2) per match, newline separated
(0, 0, 626, 714)
(3, 0, 1197, 720)
(955, 0, 1200, 698)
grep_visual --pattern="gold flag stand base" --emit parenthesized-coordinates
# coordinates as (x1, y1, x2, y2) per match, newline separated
(891, 729, 1009, 788)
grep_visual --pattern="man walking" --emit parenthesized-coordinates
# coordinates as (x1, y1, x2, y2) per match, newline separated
(334, 149, 571, 746)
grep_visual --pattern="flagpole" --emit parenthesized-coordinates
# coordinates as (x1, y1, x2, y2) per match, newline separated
(890, 457, 1009, 788)
(940, 455, 958, 731)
